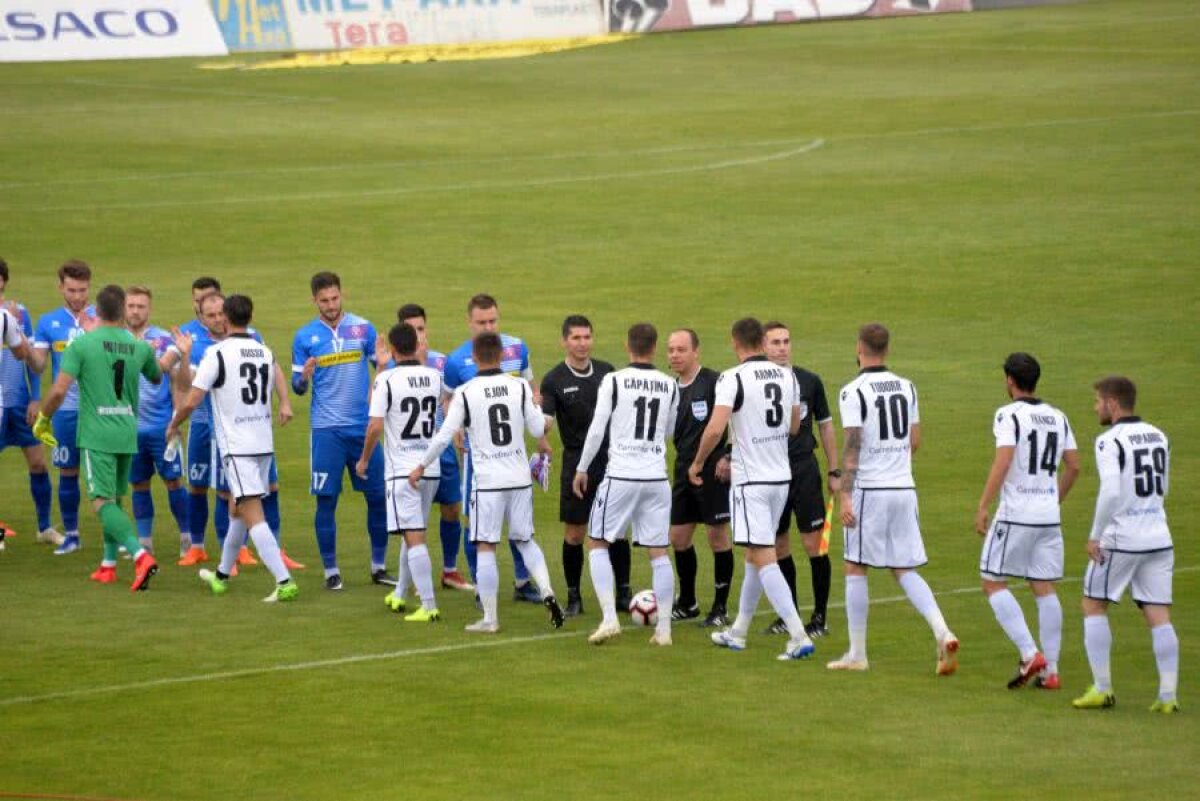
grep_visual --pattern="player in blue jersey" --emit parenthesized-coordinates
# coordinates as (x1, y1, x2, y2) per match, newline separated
(443, 294, 547, 603)
(30, 260, 96, 555)
(293, 272, 390, 591)
(124, 286, 194, 556)
(0, 259, 58, 546)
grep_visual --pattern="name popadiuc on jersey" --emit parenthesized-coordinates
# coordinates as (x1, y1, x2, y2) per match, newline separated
(1091, 418, 1171, 552)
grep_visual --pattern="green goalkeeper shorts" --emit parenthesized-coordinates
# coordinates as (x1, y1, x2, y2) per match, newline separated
(82, 449, 132, 500)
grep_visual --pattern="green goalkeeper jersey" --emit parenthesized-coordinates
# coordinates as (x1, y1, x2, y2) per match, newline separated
(60, 326, 162, 454)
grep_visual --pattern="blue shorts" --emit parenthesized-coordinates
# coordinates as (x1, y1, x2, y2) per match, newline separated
(310, 427, 383, 497)
(129, 429, 184, 484)
(434, 446, 462, 506)
(187, 420, 216, 488)
(52, 411, 80, 469)
(0, 407, 39, 450)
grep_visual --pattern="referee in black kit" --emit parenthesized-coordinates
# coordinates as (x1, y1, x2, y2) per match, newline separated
(540, 315, 632, 617)
(764, 321, 840, 638)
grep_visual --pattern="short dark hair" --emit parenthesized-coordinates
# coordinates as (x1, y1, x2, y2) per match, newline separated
(310, 271, 340, 296)
(731, 317, 764, 350)
(191, 277, 221, 293)
(224, 294, 254, 327)
(562, 315, 592, 339)
(858, 323, 890, 357)
(763, 320, 788, 335)
(473, 332, 503, 365)
(467, 294, 498, 314)
(1094, 375, 1137, 411)
(1003, 352, 1041, 393)
(389, 323, 419, 357)
(95, 284, 125, 322)
(0, 257, 8, 284)
(397, 303, 426, 324)
(670, 328, 699, 349)
(58, 260, 91, 284)
(627, 323, 657, 357)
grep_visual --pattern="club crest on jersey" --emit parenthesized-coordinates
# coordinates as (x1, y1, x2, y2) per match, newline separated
(310, 335, 319, 344)
(347, 324, 366, 340)
(691, 400, 709, 421)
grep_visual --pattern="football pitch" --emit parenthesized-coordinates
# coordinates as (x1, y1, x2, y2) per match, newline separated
(1, 1, 1198, 798)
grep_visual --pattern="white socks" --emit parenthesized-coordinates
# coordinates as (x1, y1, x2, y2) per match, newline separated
(477, 550, 499, 624)
(396, 541, 412, 599)
(759, 563, 805, 640)
(651, 555, 674, 636)
(514, 540, 555, 601)
(589, 548, 617, 625)
(1035, 593, 1062, 674)
(899, 571, 950, 641)
(1084, 615, 1112, 692)
(730, 562, 762, 638)
(846, 575, 869, 660)
(408, 543, 436, 610)
(219, 518, 247, 576)
(248, 522, 290, 584)
(1151, 623, 1179, 702)
(989, 589, 1037, 660)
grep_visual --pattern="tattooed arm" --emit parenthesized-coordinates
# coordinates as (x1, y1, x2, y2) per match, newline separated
(839, 427, 861, 526)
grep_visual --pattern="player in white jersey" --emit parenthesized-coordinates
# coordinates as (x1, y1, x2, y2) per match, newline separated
(574, 323, 678, 646)
(0, 304, 33, 551)
(357, 322, 443, 623)
(974, 353, 1080, 690)
(411, 333, 564, 632)
(1073, 377, 1179, 713)
(828, 324, 958, 675)
(167, 295, 297, 603)
(689, 318, 816, 662)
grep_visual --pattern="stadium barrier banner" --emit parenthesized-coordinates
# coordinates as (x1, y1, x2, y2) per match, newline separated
(211, 0, 293, 50)
(609, 0, 971, 33)
(0, 0, 229, 61)
(283, 0, 604, 51)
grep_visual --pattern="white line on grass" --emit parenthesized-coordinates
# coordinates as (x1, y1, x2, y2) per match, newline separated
(3, 565, 1194, 708)
(4, 106, 1196, 204)
(11, 139, 827, 213)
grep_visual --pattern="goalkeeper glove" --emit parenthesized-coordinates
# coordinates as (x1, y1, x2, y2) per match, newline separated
(33, 413, 57, 448)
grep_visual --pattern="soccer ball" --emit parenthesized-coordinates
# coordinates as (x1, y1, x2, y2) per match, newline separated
(628, 590, 658, 626)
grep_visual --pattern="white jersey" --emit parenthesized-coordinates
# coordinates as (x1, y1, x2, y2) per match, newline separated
(369, 362, 444, 480)
(715, 356, 802, 485)
(0, 309, 23, 408)
(578, 364, 678, 481)
(1090, 418, 1171, 552)
(421, 369, 544, 490)
(192, 334, 275, 458)
(993, 398, 1077, 525)
(839, 367, 919, 489)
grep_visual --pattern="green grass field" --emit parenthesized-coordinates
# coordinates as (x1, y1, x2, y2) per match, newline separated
(1, 1, 1198, 798)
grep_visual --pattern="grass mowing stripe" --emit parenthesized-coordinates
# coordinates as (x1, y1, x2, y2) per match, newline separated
(6, 565, 1192, 708)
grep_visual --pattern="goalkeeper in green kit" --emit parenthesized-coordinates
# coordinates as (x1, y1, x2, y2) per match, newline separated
(35, 284, 164, 591)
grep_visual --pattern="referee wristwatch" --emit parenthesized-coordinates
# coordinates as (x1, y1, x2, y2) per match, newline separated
(827, 469, 843, 478)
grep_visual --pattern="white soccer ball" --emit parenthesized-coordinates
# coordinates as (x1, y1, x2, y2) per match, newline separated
(628, 589, 658, 626)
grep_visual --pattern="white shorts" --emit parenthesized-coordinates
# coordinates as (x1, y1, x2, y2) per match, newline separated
(731, 482, 789, 548)
(1083, 548, 1173, 606)
(222, 454, 271, 501)
(386, 477, 438, 534)
(589, 478, 670, 548)
(980, 521, 1064, 582)
(468, 486, 534, 544)
(843, 487, 927, 569)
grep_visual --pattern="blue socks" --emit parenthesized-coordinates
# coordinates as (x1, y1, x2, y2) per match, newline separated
(214, 497, 230, 545)
(315, 494, 339, 570)
(464, 527, 478, 581)
(132, 488, 153, 539)
(510, 540, 530, 582)
(167, 486, 190, 538)
(59, 473, 80, 534)
(188, 492, 209, 547)
(30, 471, 52, 532)
(366, 490, 388, 569)
(263, 491, 281, 543)
(439, 517, 461, 572)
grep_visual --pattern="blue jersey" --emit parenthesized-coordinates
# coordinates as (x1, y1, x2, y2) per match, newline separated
(0, 303, 39, 410)
(292, 313, 377, 431)
(443, 333, 531, 390)
(136, 325, 175, 431)
(34, 305, 93, 412)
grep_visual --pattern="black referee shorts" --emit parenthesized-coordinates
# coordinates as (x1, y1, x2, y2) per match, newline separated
(560, 450, 605, 526)
(670, 469, 731, 527)
(777, 455, 826, 536)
